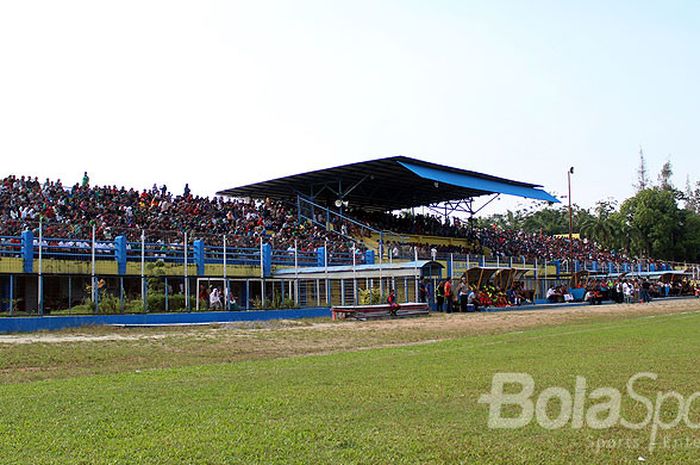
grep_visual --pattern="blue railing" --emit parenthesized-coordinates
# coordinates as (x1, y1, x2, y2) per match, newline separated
(204, 246, 260, 266)
(38, 237, 115, 261)
(0, 236, 22, 258)
(297, 250, 319, 266)
(328, 251, 356, 266)
(269, 249, 318, 267)
(269, 249, 295, 266)
(0, 232, 683, 277)
(126, 241, 193, 264)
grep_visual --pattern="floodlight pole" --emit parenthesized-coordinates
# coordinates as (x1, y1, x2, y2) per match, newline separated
(568, 167, 575, 286)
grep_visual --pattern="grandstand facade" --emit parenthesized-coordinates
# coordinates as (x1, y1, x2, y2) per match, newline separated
(0, 158, 697, 316)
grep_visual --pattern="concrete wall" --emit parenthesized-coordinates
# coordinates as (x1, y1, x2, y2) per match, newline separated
(0, 307, 331, 333)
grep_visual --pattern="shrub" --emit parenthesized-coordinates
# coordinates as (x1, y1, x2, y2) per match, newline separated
(250, 296, 298, 310)
(359, 288, 384, 305)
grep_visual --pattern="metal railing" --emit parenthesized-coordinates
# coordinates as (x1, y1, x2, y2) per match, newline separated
(205, 246, 261, 266)
(2, 225, 699, 316)
(0, 236, 21, 258)
(39, 237, 115, 261)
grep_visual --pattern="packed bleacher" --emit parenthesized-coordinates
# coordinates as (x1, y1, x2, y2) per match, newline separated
(0, 174, 654, 266)
(0, 175, 358, 256)
(352, 210, 479, 239)
(477, 225, 631, 264)
(353, 209, 636, 265)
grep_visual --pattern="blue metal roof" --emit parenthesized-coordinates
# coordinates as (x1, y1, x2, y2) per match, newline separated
(398, 161, 559, 203)
(219, 156, 560, 211)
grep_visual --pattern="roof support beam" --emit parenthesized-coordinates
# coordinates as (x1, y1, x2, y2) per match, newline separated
(339, 174, 369, 200)
(426, 199, 474, 218)
(472, 194, 501, 215)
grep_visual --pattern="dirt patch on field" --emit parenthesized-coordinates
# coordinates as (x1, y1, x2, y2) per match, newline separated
(2, 299, 699, 346)
(221, 298, 700, 344)
(0, 333, 177, 345)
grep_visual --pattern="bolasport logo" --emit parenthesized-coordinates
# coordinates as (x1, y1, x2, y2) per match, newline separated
(478, 372, 700, 453)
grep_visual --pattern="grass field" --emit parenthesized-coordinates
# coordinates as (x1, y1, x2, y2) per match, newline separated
(1, 300, 699, 464)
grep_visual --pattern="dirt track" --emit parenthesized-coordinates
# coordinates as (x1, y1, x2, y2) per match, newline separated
(2, 298, 699, 346)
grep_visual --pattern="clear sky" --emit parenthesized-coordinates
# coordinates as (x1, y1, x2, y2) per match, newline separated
(1, 0, 698, 214)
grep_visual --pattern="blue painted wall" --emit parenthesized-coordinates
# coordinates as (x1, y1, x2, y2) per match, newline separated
(0, 307, 331, 334)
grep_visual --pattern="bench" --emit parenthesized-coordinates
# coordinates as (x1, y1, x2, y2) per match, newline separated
(331, 303, 430, 321)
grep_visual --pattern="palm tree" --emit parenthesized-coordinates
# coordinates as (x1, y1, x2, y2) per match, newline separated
(580, 215, 613, 247)
(580, 200, 622, 249)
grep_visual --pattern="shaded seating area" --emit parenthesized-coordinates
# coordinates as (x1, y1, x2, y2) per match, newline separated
(460, 266, 535, 309)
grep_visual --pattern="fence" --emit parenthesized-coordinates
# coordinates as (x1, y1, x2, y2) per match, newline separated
(1, 224, 698, 316)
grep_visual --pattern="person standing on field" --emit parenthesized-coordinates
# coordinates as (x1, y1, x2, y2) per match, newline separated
(444, 277, 453, 313)
(457, 277, 469, 312)
(387, 289, 400, 317)
(419, 279, 427, 303)
(436, 280, 445, 312)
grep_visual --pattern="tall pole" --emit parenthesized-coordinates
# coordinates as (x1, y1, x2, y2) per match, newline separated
(141, 229, 146, 312)
(223, 234, 228, 311)
(352, 243, 357, 305)
(414, 246, 419, 303)
(379, 232, 384, 297)
(38, 217, 43, 315)
(184, 232, 189, 311)
(568, 167, 575, 285)
(324, 239, 329, 306)
(259, 238, 264, 308)
(294, 239, 299, 305)
(544, 257, 548, 299)
(259, 238, 263, 279)
(92, 224, 97, 314)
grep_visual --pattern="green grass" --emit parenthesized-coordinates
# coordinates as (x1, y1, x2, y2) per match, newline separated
(1, 311, 699, 463)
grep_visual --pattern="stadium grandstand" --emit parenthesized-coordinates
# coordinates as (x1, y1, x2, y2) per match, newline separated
(0, 156, 697, 317)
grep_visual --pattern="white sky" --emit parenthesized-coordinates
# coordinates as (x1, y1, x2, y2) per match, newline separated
(1, 0, 698, 214)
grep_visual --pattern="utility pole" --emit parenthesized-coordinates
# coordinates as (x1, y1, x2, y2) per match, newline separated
(568, 167, 575, 284)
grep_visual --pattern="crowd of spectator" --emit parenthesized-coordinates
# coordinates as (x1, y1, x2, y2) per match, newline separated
(0, 175, 358, 257)
(373, 214, 678, 271)
(354, 209, 643, 266)
(353, 210, 477, 239)
(477, 225, 630, 264)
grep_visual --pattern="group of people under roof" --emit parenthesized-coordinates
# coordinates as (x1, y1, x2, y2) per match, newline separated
(547, 277, 698, 306)
(414, 276, 531, 313)
(0, 174, 675, 270)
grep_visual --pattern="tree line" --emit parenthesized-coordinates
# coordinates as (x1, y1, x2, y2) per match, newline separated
(476, 152, 700, 263)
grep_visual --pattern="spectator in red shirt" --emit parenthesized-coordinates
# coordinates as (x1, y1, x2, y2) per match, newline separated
(387, 289, 400, 317)
(444, 278, 453, 313)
